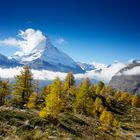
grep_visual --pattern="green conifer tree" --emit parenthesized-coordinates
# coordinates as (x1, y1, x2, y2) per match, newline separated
(63, 72, 75, 95)
(63, 72, 76, 110)
(95, 81, 105, 95)
(74, 78, 94, 114)
(0, 80, 10, 105)
(27, 92, 37, 109)
(106, 85, 114, 95)
(12, 66, 33, 107)
(114, 89, 121, 99)
(40, 77, 65, 118)
(131, 95, 140, 107)
(100, 86, 106, 96)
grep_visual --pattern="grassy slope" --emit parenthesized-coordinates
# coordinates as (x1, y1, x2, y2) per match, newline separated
(0, 106, 140, 140)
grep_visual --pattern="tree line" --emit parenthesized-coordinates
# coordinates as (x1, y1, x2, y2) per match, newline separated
(0, 66, 140, 128)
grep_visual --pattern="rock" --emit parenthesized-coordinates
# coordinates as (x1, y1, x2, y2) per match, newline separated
(110, 62, 140, 96)
(48, 136, 57, 139)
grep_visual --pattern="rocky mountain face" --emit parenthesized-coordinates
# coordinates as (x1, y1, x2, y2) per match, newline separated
(110, 60, 140, 96)
(0, 39, 84, 73)
(0, 54, 22, 68)
(77, 62, 96, 71)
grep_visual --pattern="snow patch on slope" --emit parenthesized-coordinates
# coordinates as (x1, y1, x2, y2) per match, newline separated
(77, 61, 108, 71)
(91, 61, 108, 70)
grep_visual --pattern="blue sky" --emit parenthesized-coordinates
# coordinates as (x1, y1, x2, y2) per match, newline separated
(0, 0, 140, 64)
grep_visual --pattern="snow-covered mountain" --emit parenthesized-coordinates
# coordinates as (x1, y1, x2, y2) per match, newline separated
(8, 29, 84, 73)
(77, 61, 108, 71)
(77, 62, 96, 71)
(0, 28, 139, 86)
(0, 28, 125, 76)
(77, 61, 126, 83)
(0, 49, 139, 86)
(12, 40, 84, 73)
(0, 53, 22, 68)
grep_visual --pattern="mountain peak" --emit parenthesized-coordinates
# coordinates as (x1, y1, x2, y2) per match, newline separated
(129, 59, 140, 64)
(9, 28, 84, 73)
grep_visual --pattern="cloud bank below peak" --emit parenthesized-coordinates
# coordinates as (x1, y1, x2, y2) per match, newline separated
(0, 28, 139, 83)
(118, 66, 140, 76)
(0, 62, 126, 83)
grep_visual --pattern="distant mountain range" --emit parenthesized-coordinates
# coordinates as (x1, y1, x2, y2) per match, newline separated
(78, 60, 140, 96)
(77, 62, 107, 71)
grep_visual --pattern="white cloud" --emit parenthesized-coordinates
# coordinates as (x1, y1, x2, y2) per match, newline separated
(120, 66, 140, 76)
(0, 28, 129, 82)
(75, 62, 126, 82)
(31, 69, 67, 80)
(0, 67, 22, 79)
(92, 62, 126, 82)
(56, 37, 67, 45)
(0, 67, 67, 81)
(0, 28, 47, 55)
(0, 62, 126, 83)
(0, 38, 19, 47)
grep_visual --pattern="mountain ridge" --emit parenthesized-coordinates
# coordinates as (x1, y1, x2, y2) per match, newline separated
(110, 60, 140, 96)
(0, 53, 22, 68)
(0, 33, 84, 73)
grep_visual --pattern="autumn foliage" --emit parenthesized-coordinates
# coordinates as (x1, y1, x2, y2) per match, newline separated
(0, 66, 139, 129)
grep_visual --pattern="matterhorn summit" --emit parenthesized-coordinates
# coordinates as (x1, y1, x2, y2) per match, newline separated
(11, 28, 84, 73)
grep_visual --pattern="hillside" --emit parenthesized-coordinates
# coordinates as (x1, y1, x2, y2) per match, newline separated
(0, 66, 140, 140)
(110, 61, 140, 96)
(0, 106, 140, 140)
